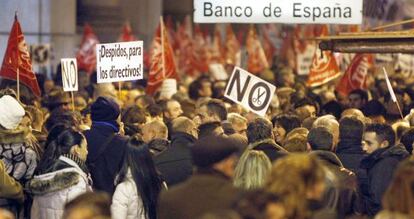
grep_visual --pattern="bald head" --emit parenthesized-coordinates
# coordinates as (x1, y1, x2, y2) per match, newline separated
(142, 120, 168, 143)
(172, 116, 198, 138)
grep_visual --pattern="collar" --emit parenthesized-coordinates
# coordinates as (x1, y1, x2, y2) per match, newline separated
(92, 121, 119, 133)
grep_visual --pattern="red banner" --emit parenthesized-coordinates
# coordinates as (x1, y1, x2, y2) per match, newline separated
(76, 24, 99, 74)
(0, 16, 41, 97)
(246, 25, 269, 74)
(336, 54, 374, 96)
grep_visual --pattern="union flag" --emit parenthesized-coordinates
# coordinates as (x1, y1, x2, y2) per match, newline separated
(118, 21, 137, 42)
(246, 25, 269, 74)
(76, 23, 99, 74)
(146, 18, 178, 95)
(0, 15, 41, 97)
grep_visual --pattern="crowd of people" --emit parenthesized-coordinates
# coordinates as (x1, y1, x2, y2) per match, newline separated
(0, 59, 414, 219)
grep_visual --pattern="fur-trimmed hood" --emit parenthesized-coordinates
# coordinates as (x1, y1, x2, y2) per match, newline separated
(27, 170, 80, 195)
(0, 126, 30, 144)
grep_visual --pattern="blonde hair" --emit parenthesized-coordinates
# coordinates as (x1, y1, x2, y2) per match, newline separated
(234, 150, 271, 190)
(266, 154, 325, 219)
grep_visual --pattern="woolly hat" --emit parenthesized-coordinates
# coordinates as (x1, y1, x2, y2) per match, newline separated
(91, 96, 120, 122)
(191, 135, 239, 168)
(0, 95, 25, 130)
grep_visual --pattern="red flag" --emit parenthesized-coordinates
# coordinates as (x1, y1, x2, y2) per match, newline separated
(193, 24, 210, 73)
(261, 24, 276, 67)
(246, 25, 269, 74)
(336, 54, 374, 96)
(306, 25, 341, 87)
(118, 22, 137, 42)
(76, 24, 99, 74)
(0, 15, 41, 97)
(146, 19, 178, 95)
(176, 21, 196, 76)
(210, 25, 224, 64)
(224, 24, 240, 66)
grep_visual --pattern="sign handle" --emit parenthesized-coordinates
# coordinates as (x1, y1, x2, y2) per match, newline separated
(396, 101, 404, 120)
(71, 91, 75, 112)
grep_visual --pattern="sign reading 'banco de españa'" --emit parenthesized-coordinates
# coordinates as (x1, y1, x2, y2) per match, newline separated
(194, 0, 363, 24)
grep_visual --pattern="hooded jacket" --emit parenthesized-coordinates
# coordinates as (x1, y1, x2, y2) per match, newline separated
(28, 156, 91, 219)
(360, 144, 409, 216)
(247, 138, 288, 162)
(0, 126, 37, 182)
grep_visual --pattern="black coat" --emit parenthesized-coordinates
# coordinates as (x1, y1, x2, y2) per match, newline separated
(154, 132, 196, 186)
(248, 139, 288, 162)
(311, 150, 358, 218)
(360, 144, 409, 216)
(84, 123, 128, 196)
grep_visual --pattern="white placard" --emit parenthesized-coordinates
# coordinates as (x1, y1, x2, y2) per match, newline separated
(224, 67, 276, 117)
(159, 79, 177, 99)
(96, 41, 143, 83)
(209, 63, 229, 80)
(194, 0, 363, 24)
(296, 44, 316, 75)
(61, 58, 78, 92)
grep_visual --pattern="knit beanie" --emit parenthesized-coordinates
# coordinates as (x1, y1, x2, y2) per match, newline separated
(0, 95, 25, 130)
(91, 96, 120, 122)
(191, 135, 239, 168)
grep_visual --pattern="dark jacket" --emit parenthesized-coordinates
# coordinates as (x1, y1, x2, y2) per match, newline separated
(157, 169, 241, 219)
(311, 150, 358, 218)
(336, 139, 369, 196)
(360, 144, 409, 216)
(248, 138, 288, 162)
(84, 123, 128, 196)
(154, 132, 196, 186)
(148, 138, 170, 156)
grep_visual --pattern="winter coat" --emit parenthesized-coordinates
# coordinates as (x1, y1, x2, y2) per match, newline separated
(111, 170, 147, 219)
(247, 138, 288, 162)
(311, 150, 359, 218)
(84, 123, 128, 196)
(28, 156, 91, 219)
(148, 138, 170, 156)
(0, 127, 37, 182)
(360, 144, 409, 216)
(0, 160, 23, 202)
(154, 132, 196, 186)
(158, 169, 241, 219)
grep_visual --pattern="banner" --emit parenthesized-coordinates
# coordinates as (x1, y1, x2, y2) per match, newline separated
(336, 54, 373, 96)
(96, 41, 144, 83)
(61, 58, 78, 92)
(224, 67, 276, 117)
(76, 24, 99, 74)
(29, 44, 51, 66)
(194, 0, 363, 24)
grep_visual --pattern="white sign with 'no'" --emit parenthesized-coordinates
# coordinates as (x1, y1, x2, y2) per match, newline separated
(61, 58, 78, 92)
(224, 67, 276, 117)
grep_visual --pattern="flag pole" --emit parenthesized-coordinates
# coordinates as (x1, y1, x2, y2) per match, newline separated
(71, 91, 75, 112)
(160, 17, 166, 79)
(15, 12, 20, 101)
(383, 67, 404, 119)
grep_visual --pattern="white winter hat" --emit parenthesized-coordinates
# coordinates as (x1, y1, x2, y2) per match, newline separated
(0, 95, 25, 130)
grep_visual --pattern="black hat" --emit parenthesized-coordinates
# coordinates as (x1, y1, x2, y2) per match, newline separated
(91, 97, 120, 122)
(191, 135, 239, 168)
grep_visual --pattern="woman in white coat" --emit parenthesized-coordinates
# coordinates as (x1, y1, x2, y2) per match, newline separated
(112, 137, 164, 219)
(27, 128, 91, 219)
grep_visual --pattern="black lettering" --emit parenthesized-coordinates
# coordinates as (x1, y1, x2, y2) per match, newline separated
(62, 62, 71, 87)
(248, 82, 271, 111)
(274, 6, 282, 17)
(204, 2, 213, 16)
(333, 6, 341, 18)
(224, 6, 232, 17)
(263, 3, 271, 17)
(293, 3, 301, 17)
(226, 70, 251, 102)
(324, 7, 331, 17)
(313, 7, 321, 21)
(215, 6, 223, 17)
(304, 7, 311, 17)
(235, 6, 243, 17)
(70, 60, 77, 87)
(344, 7, 351, 18)
(245, 7, 253, 17)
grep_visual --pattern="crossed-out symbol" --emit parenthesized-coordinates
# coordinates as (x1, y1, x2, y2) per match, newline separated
(252, 88, 265, 106)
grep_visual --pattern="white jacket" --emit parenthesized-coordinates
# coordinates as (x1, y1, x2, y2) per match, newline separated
(29, 156, 91, 219)
(112, 170, 147, 219)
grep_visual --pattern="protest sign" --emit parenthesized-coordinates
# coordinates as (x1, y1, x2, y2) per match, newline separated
(96, 41, 143, 83)
(209, 63, 229, 80)
(61, 58, 78, 92)
(224, 67, 276, 117)
(159, 79, 177, 99)
(29, 44, 51, 66)
(194, 0, 363, 24)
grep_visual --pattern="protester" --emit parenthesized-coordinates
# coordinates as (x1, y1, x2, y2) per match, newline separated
(63, 192, 112, 219)
(141, 120, 169, 156)
(361, 123, 409, 216)
(233, 150, 271, 190)
(0, 160, 24, 216)
(246, 117, 287, 162)
(154, 116, 198, 186)
(271, 114, 301, 145)
(348, 89, 368, 110)
(112, 138, 164, 219)
(28, 129, 91, 219)
(157, 135, 241, 219)
(84, 96, 128, 196)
